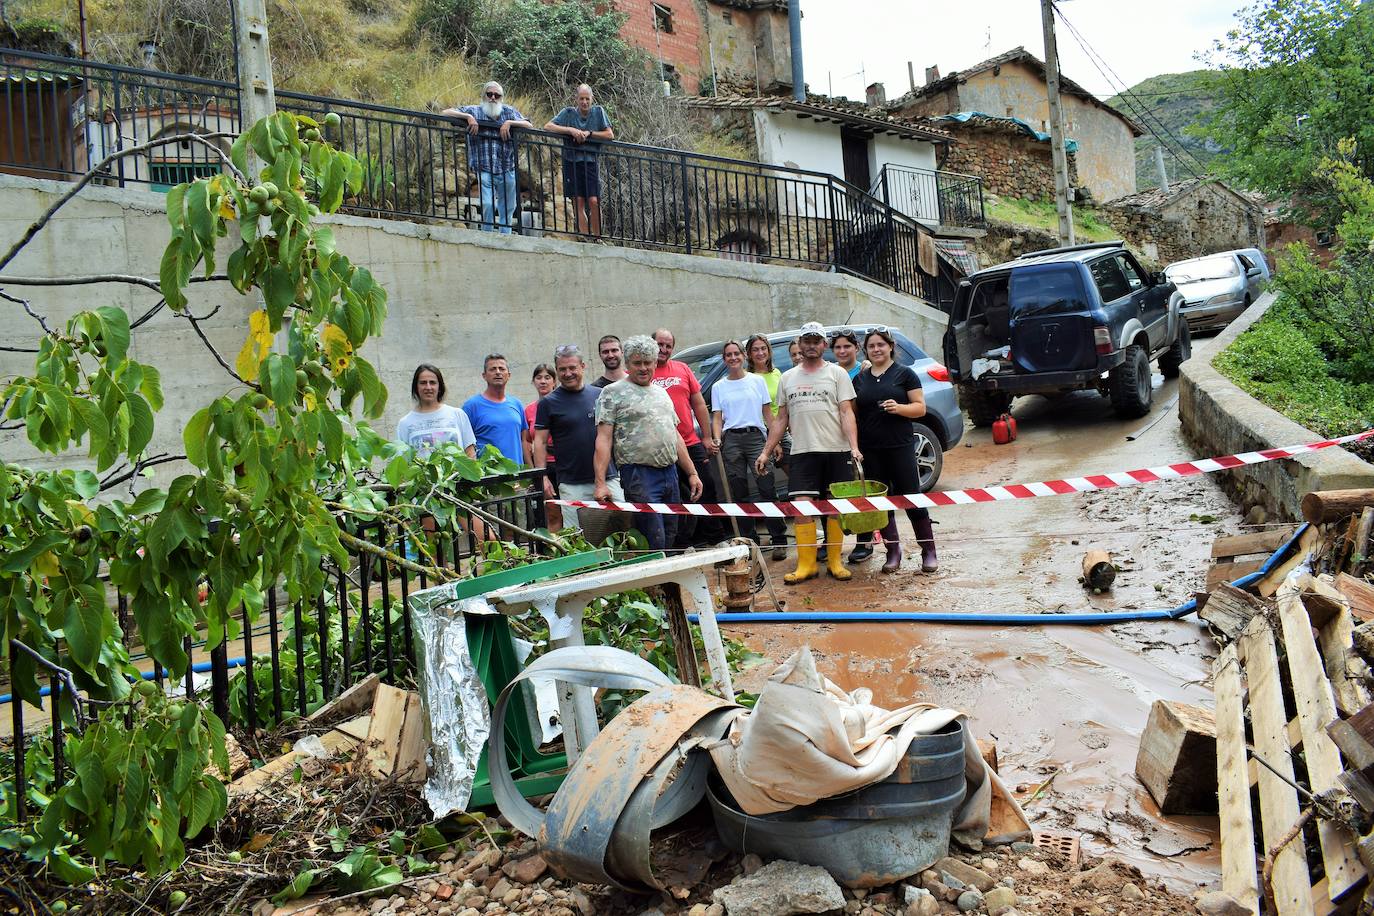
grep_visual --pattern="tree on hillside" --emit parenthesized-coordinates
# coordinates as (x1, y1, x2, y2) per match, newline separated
(1202, 0, 1374, 222)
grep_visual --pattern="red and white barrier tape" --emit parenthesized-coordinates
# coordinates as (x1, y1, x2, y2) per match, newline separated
(551, 428, 1374, 518)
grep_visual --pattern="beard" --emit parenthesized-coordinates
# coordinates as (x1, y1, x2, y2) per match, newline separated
(481, 100, 502, 119)
(603, 356, 621, 370)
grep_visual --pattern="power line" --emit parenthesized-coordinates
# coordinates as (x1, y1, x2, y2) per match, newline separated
(1051, 2, 1211, 181)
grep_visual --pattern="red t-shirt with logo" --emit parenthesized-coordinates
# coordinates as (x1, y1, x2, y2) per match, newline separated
(651, 360, 702, 446)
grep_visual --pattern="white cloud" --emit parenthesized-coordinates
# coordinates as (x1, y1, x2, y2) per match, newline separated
(798, 0, 1243, 102)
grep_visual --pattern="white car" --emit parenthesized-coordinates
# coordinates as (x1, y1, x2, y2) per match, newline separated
(1165, 249, 1270, 332)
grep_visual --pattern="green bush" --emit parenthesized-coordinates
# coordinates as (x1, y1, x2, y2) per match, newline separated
(412, 0, 482, 51)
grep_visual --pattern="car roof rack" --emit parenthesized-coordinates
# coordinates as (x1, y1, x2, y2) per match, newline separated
(1016, 240, 1125, 259)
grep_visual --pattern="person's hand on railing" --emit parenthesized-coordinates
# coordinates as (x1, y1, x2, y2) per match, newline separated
(499, 121, 516, 141)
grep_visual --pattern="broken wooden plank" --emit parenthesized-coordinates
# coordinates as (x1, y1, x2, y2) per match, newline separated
(227, 718, 367, 798)
(976, 738, 999, 773)
(1200, 584, 1267, 642)
(1256, 527, 1320, 598)
(1339, 769, 1374, 813)
(1275, 584, 1367, 901)
(1326, 719, 1374, 771)
(1208, 559, 1266, 592)
(1247, 716, 1303, 788)
(307, 673, 380, 723)
(1135, 700, 1217, 814)
(1214, 643, 1260, 913)
(1336, 573, 1374, 623)
(1238, 615, 1314, 916)
(364, 684, 427, 782)
(1300, 574, 1373, 716)
(1349, 508, 1373, 575)
(1213, 527, 1301, 559)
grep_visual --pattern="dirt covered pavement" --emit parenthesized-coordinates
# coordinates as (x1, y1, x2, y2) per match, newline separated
(731, 371, 1244, 897)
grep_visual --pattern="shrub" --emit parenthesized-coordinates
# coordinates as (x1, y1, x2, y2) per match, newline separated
(412, 0, 483, 51)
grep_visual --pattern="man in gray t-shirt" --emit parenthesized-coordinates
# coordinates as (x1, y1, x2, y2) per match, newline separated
(544, 84, 614, 238)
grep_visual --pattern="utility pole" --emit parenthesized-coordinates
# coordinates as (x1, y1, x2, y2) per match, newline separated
(233, 0, 276, 176)
(1154, 143, 1170, 193)
(1039, 0, 1074, 245)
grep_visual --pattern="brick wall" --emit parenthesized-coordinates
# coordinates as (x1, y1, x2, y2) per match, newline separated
(936, 121, 1075, 199)
(616, 0, 705, 94)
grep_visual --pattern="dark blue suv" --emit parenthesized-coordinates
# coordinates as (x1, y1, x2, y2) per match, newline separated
(942, 241, 1190, 424)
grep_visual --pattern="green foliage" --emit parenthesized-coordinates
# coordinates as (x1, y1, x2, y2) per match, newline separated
(1, 683, 228, 880)
(1201, 0, 1374, 221)
(984, 196, 1120, 244)
(412, 0, 483, 51)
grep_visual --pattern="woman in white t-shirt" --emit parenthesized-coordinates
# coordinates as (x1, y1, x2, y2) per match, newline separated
(395, 364, 477, 459)
(711, 341, 787, 559)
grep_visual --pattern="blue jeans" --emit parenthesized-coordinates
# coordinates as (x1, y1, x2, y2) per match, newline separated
(620, 463, 680, 552)
(479, 170, 519, 234)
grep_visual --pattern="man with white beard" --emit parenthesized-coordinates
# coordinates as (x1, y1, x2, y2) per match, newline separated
(443, 81, 533, 234)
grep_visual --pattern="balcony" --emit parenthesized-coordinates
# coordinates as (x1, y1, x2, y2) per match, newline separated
(871, 164, 986, 229)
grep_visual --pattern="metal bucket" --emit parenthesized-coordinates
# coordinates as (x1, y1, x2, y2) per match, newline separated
(706, 720, 967, 887)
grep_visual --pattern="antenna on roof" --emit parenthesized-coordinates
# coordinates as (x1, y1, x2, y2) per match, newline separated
(984, 26, 992, 53)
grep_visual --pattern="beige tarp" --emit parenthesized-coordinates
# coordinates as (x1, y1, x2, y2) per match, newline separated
(706, 647, 1030, 843)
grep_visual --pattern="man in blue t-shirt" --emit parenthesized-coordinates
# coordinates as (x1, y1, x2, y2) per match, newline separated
(462, 354, 530, 466)
(544, 84, 614, 238)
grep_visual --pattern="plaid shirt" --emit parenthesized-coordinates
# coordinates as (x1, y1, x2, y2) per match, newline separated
(458, 104, 526, 175)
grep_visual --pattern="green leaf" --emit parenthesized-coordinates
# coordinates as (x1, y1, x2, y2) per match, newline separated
(70, 396, 109, 457)
(139, 364, 164, 411)
(126, 393, 154, 457)
(165, 184, 187, 231)
(261, 355, 296, 411)
(264, 265, 296, 326)
(231, 132, 251, 179)
(94, 306, 131, 365)
(183, 408, 212, 468)
(160, 240, 189, 312)
(355, 358, 386, 419)
(126, 488, 167, 515)
(64, 585, 109, 670)
(71, 469, 99, 498)
(185, 782, 217, 837)
(2, 532, 66, 572)
(271, 868, 318, 904)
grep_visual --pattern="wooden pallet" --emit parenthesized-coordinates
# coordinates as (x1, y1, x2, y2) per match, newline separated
(1213, 573, 1369, 915)
(1209, 527, 1300, 592)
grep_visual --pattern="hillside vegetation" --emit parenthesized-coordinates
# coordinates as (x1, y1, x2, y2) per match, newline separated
(1108, 69, 1225, 191)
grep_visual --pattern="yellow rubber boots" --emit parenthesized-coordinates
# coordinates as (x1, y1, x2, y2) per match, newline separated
(824, 518, 852, 580)
(783, 519, 819, 584)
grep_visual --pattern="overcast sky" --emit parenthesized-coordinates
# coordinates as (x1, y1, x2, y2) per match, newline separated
(799, 0, 1243, 102)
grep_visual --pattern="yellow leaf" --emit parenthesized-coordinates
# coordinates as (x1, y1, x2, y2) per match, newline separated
(302, 390, 317, 411)
(320, 323, 353, 373)
(236, 309, 274, 380)
(35, 551, 60, 577)
(218, 196, 237, 220)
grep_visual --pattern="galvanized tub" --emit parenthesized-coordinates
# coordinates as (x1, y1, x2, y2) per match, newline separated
(706, 719, 967, 887)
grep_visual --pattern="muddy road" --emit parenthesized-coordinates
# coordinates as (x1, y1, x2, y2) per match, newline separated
(727, 352, 1248, 895)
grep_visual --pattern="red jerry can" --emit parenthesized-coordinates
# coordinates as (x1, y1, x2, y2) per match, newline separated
(992, 413, 1018, 445)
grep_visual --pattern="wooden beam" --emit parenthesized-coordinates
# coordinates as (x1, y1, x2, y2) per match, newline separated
(1301, 575, 1373, 715)
(1200, 584, 1267, 641)
(1135, 700, 1217, 813)
(1275, 585, 1367, 901)
(1256, 527, 1320, 598)
(1214, 643, 1260, 912)
(1213, 527, 1301, 560)
(1209, 560, 1266, 591)
(1238, 615, 1314, 916)
(1302, 489, 1374, 526)
(1336, 573, 1374, 623)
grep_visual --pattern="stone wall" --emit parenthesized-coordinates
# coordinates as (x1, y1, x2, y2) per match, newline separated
(704, 3, 793, 94)
(0, 174, 949, 478)
(936, 122, 1076, 200)
(1103, 184, 1264, 266)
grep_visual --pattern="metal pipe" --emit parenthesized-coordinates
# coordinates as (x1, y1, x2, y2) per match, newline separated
(788, 0, 805, 102)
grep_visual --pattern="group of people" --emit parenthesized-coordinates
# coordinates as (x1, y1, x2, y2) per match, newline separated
(442, 81, 613, 237)
(395, 322, 940, 582)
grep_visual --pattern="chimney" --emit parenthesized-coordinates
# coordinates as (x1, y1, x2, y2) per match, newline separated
(865, 82, 886, 106)
(908, 61, 917, 92)
(788, 0, 805, 102)
(925, 65, 941, 86)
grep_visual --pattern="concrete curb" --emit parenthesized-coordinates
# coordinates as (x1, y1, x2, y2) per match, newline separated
(1179, 291, 1374, 521)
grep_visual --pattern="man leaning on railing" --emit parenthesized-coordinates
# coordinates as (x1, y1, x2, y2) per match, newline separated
(544, 84, 614, 240)
(442, 80, 533, 234)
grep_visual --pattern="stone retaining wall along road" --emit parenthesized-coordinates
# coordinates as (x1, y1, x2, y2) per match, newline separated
(1179, 292, 1374, 521)
(0, 174, 950, 477)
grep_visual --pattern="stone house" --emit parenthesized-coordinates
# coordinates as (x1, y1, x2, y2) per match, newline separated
(888, 47, 1141, 203)
(926, 112, 1077, 201)
(613, 0, 707, 93)
(1103, 177, 1265, 266)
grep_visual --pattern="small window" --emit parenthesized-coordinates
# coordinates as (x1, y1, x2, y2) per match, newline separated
(1115, 254, 1144, 291)
(721, 9, 732, 22)
(149, 161, 220, 192)
(653, 3, 674, 33)
(1090, 258, 1132, 302)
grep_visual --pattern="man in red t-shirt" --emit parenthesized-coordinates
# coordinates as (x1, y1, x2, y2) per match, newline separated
(652, 328, 726, 547)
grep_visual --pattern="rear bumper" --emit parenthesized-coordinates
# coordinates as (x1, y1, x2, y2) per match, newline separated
(963, 351, 1125, 394)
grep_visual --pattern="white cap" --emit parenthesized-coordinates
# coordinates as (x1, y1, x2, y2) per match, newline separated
(799, 321, 825, 338)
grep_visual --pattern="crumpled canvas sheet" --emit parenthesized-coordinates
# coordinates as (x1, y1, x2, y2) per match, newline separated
(706, 647, 1030, 843)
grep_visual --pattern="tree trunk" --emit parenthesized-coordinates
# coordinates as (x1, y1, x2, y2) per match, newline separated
(1301, 489, 1374, 525)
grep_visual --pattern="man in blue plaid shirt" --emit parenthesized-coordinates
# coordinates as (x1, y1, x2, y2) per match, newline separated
(443, 81, 533, 234)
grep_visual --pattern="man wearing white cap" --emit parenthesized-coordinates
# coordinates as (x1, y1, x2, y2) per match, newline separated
(757, 322, 863, 583)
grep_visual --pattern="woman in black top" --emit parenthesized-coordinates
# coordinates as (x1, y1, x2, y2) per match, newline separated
(852, 329, 939, 573)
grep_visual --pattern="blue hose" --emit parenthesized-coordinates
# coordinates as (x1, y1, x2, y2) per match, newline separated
(694, 523, 1310, 626)
(2, 525, 1310, 704)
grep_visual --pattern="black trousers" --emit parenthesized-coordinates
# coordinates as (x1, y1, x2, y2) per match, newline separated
(862, 443, 930, 532)
(720, 427, 787, 542)
(674, 440, 726, 548)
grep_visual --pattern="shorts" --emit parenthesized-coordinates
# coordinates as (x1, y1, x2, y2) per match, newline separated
(786, 451, 855, 499)
(562, 159, 601, 199)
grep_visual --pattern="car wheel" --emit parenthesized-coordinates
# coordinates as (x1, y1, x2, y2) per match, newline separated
(958, 385, 1012, 427)
(912, 423, 945, 492)
(1159, 320, 1191, 379)
(1109, 345, 1152, 418)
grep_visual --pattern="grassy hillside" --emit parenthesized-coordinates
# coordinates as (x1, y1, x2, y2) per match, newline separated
(1108, 70, 1225, 191)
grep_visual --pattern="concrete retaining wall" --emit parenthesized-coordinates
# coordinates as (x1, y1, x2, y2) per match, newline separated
(1179, 292, 1374, 521)
(0, 174, 950, 475)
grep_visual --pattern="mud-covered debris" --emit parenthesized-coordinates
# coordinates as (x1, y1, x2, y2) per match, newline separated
(711, 860, 844, 916)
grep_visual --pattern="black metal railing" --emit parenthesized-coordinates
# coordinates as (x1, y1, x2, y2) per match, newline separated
(2, 469, 548, 816)
(1, 49, 944, 300)
(872, 163, 986, 228)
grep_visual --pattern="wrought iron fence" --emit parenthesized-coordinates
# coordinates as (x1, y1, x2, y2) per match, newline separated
(1, 49, 943, 300)
(2, 469, 548, 816)
(872, 163, 986, 228)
